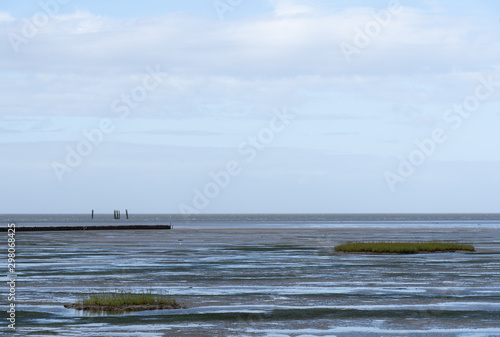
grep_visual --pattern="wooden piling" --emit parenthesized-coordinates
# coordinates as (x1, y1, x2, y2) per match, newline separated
(114, 210, 121, 219)
(126, 209, 129, 219)
(91, 210, 94, 219)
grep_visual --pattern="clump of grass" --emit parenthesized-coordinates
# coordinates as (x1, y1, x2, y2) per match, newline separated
(334, 241, 474, 254)
(80, 290, 176, 307)
(65, 290, 183, 312)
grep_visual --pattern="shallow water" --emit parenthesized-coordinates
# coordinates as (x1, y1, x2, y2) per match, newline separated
(2, 215, 500, 336)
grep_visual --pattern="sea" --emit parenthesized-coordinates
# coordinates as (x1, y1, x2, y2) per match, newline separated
(1, 213, 500, 336)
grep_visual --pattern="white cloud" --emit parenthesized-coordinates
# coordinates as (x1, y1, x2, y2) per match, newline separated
(50, 11, 114, 34)
(1, 5, 499, 151)
(0, 6, 492, 71)
(267, 0, 317, 17)
(0, 11, 14, 22)
(2, 6, 498, 77)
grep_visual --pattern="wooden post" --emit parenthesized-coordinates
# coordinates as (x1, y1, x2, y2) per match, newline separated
(114, 210, 120, 219)
(126, 209, 129, 219)
(91, 210, 94, 219)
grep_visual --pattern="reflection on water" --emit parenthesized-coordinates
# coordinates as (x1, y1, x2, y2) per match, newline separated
(3, 214, 500, 336)
(75, 309, 138, 316)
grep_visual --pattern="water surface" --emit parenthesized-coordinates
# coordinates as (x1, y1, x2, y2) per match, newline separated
(2, 214, 500, 336)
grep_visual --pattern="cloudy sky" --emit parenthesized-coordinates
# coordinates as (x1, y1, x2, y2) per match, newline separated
(1, 0, 500, 214)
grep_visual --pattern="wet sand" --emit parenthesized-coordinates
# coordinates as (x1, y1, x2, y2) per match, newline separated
(10, 226, 500, 336)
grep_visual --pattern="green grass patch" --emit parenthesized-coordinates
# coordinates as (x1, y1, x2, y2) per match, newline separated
(334, 241, 474, 254)
(81, 290, 175, 306)
(65, 290, 183, 312)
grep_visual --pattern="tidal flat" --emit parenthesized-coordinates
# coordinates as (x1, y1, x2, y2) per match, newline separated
(8, 225, 500, 336)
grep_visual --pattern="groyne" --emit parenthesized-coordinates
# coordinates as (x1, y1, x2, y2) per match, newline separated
(0, 225, 172, 232)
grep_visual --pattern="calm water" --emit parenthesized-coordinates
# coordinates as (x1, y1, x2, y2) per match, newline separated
(2, 214, 500, 336)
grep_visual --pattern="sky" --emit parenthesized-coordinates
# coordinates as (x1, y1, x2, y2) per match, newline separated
(1, 0, 500, 214)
